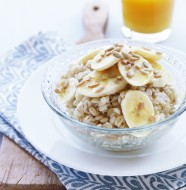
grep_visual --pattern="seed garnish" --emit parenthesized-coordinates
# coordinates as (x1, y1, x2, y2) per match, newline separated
(117, 44, 124, 48)
(106, 46, 114, 52)
(127, 69, 135, 78)
(140, 69, 150, 75)
(94, 86, 104, 93)
(132, 53, 140, 58)
(131, 57, 139, 61)
(63, 79, 69, 89)
(156, 51, 162, 55)
(96, 57, 102, 62)
(114, 47, 121, 52)
(54, 88, 61, 93)
(88, 82, 99, 88)
(126, 64, 131, 70)
(137, 101, 145, 111)
(78, 79, 90, 86)
(143, 61, 150, 68)
(121, 59, 129, 65)
(154, 71, 162, 78)
(105, 51, 112, 56)
(116, 76, 122, 80)
(112, 51, 123, 59)
(142, 47, 151, 51)
(122, 52, 131, 59)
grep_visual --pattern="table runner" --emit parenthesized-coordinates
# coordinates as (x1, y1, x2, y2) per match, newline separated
(0, 32, 186, 190)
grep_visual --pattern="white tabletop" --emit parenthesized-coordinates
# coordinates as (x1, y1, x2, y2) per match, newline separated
(0, 0, 185, 54)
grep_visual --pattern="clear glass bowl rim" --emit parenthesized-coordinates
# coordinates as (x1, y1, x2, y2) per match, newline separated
(42, 38, 186, 134)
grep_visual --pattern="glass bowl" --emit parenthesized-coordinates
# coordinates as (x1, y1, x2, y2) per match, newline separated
(41, 39, 186, 151)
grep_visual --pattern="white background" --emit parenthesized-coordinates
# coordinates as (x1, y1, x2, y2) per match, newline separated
(0, 0, 185, 54)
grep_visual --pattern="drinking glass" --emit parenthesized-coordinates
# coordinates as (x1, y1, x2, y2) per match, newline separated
(121, 0, 174, 43)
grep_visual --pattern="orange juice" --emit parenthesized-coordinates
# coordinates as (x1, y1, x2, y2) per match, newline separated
(122, 0, 174, 34)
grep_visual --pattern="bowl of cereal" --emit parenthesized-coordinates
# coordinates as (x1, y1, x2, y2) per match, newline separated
(41, 39, 186, 151)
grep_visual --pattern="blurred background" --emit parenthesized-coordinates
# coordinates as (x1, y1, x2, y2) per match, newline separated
(0, 0, 185, 53)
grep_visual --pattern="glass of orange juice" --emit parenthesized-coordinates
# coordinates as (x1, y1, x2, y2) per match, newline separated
(121, 0, 174, 43)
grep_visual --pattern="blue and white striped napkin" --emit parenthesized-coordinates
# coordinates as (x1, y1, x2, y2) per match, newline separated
(0, 32, 186, 190)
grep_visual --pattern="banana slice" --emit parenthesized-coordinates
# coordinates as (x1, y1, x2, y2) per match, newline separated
(73, 48, 103, 65)
(147, 59, 175, 87)
(55, 78, 78, 103)
(121, 90, 155, 128)
(151, 72, 175, 87)
(134, 47, 163, 61)
(147, 59, 165, 73)
(91, 48, 120, 71)
(77, 65, 127, 97)
(118, 58, 153, 86)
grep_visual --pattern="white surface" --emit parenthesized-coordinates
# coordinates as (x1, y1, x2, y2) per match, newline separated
(17, 63, 186, 176)
(0, 0, 185, 54)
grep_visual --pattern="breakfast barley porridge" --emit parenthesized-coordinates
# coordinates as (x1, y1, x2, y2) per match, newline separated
(54, 44, 176, 129)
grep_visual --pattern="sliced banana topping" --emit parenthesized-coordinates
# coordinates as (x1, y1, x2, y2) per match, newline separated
(73, 48, 103, 65)
(91, 46, 122, 71)
(121, 90, 155, 128)
(147, 59, 174, 88)
(118, 57, 153, 86)
(134, 47, 163, 61)
(54, 43, 176, 132)
(147, 59, 165, 73)
(151, 72, 175, 87)
(55, 78, 78, 103)
(77, 65, 127, 97)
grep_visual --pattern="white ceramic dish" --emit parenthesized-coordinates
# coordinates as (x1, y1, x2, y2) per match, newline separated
(17, 63, 186, 176)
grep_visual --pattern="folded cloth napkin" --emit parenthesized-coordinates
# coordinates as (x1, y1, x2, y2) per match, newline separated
(0, 32, 186, 190)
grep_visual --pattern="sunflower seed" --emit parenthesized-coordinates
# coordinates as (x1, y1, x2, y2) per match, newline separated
(131, 57, 139, 61)
(117, 76, 122, 80)
(154, 72, 162, 78)
(127, 69, 135, 78)
(114, 47, 122, 52)
(121, 59, 129, 65)
(143, 61, 150, 68)
(142, 47, 151, 51)
(134, 62, 142, 69)
(105, 51, 112, 56)
(122, 52, 131, 59)
(117, 44, 124, 48)
(96, 56, 102, 62)
(132, 53, 141, 58)
(78, 79, 90, 86)
(156, 51, 162, 55)
(63, 79, 69, 89)
(88, 82, 99, 88)
(112, 51, 123, 59)
(54, 88, 61, 93)
(137, 101, 145, 111)
(140, 69, 150, 75)
(126, 64, 131, 70)
(94, 86, 104, 93)
(106, 46, 114, 52)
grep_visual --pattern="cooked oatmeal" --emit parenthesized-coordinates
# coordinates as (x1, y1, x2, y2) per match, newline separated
(55, 44, 176, 129)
